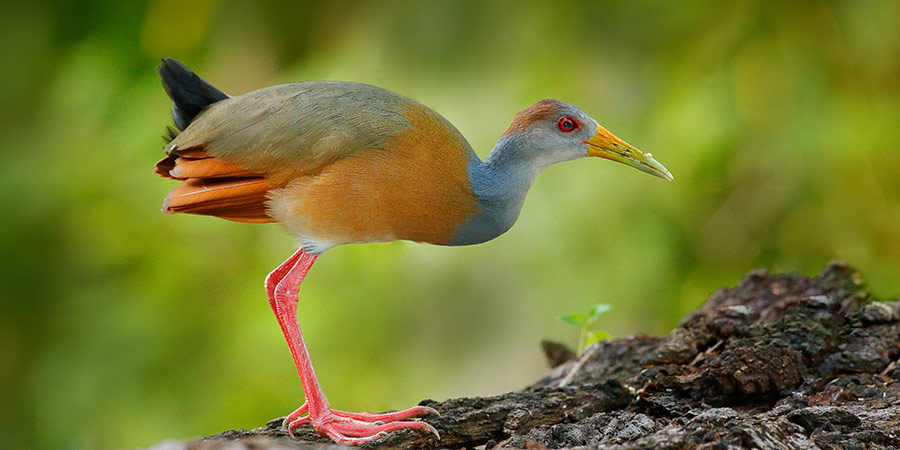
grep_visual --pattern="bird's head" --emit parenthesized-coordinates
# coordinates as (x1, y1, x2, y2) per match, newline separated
(500, 99, 673, 180)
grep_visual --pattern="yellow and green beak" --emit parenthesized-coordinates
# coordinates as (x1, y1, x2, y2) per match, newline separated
(585, 126, 673, 181)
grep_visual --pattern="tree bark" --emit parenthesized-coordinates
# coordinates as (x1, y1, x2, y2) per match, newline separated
(159, 261, 900, 449)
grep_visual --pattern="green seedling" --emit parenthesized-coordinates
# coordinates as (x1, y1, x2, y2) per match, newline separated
(558, 303, 612, 356)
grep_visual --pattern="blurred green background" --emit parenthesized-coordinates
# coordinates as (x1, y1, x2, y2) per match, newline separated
(1, 0, 898, 448)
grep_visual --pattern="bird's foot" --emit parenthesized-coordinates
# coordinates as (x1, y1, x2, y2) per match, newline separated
(282, 403, 440, 445)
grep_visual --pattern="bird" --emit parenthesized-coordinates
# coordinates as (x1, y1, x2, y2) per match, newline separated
(154, 58, 671, 445)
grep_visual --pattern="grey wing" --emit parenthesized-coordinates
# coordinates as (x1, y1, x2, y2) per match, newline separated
(167, 81, 414, 185)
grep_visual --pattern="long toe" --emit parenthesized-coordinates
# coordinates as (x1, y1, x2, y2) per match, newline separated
(331, 405, 439, 422)
(282, 403, 309, 430)
(317, 417, 440, 444)
(286, 415, 311, 436)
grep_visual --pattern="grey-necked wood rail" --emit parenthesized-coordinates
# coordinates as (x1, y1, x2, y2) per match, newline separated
(154, 59, 671, 445)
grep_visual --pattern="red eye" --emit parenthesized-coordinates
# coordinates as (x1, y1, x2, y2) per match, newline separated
(557, 116, 580, 133)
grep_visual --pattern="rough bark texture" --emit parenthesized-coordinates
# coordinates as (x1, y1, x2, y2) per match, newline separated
(157, 261, 900, 449)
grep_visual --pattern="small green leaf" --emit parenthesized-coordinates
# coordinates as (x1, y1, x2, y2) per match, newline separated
(585, 330, 611, 346)
(558, 312, 587, 326)
(588, 303, 612, 322)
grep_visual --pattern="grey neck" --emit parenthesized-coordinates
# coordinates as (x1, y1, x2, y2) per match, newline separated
(450, 135, 550, 245)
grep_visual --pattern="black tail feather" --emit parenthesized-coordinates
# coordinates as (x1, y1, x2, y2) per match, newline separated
(158, 58, 228, 131)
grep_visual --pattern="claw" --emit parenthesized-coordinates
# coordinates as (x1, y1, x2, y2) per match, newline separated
(419, 406, 440, 417)
(424, 422, 441, 440)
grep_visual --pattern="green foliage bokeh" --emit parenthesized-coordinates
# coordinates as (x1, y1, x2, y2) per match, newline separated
(1, 1, 898, 448)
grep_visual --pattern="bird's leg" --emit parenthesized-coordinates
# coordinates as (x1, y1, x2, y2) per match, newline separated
(267, 248, 440, 445)
(265, 249, 308, 418)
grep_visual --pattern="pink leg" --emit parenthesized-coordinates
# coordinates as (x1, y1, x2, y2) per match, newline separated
(265, 250, 308, 417)
(266, 248, 440, 445)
